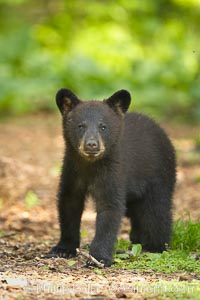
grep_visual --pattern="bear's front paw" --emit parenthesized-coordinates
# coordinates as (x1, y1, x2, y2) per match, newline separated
(86, 257, 111, 267)
(88, 250, 112, 267)
(44, 245, 76, 258)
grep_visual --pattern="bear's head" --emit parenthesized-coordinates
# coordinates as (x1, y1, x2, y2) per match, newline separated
(56, 88, 131, 162)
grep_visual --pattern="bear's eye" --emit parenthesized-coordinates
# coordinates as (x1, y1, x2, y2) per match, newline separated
(78, 124, 86, 130)
(99, 124, 106, 131)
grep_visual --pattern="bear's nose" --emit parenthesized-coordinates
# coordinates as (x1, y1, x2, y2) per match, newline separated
(85, 139, 99, 152)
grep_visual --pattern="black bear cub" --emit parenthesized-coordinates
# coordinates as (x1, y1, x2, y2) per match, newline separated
(47, 88, 176, 267)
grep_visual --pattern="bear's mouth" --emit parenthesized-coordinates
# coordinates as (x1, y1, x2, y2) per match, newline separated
(85, 150, 100, 155)
(78, 148, 105, 161)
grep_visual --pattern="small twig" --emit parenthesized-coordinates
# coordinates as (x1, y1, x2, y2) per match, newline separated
(76, 248, 104, 268)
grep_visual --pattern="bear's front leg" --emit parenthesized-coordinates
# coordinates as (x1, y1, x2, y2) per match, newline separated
(89, 178, 125, 267)
(49, 195, 84, 258)
(90, 209, 123, 266)
(46, 163, 86, 258)
(46, 189, 85, 258)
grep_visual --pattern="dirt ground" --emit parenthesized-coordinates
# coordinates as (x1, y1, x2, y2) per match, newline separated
(0, 113, 199, 299)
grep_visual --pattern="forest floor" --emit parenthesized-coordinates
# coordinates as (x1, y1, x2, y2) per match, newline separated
(0, 113, 199, 300)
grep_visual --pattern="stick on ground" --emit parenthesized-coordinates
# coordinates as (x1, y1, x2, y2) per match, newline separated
(76, 248, 105, 268)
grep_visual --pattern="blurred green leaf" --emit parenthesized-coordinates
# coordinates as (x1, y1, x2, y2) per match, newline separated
(67, 260, 76, 267)
(0, 198, 3, 210)
(81, 231, 88, 238)
(131, 244, 142, 257)
(25, 191, 40, 209)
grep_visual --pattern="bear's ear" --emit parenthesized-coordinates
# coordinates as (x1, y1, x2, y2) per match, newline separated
(105, 89, 131, 115)
(56, 88, 81, 115)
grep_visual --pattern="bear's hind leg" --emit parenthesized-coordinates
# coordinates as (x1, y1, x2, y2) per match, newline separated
(126, 202, 142, 245)
(128, 189, 172, 252)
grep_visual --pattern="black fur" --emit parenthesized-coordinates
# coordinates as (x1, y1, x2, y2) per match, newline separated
(47, 88, 176, 267)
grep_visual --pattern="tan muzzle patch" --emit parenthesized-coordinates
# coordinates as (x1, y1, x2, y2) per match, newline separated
(78, 133, 105, 160)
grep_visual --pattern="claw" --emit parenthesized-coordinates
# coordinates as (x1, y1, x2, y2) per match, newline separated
(44, 245, 77, 259)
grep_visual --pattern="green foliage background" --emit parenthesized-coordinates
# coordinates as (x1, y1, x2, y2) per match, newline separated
(0, 0, 200, 121)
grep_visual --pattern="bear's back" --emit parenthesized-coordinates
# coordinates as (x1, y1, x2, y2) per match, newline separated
(122, 112, 176, 191)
